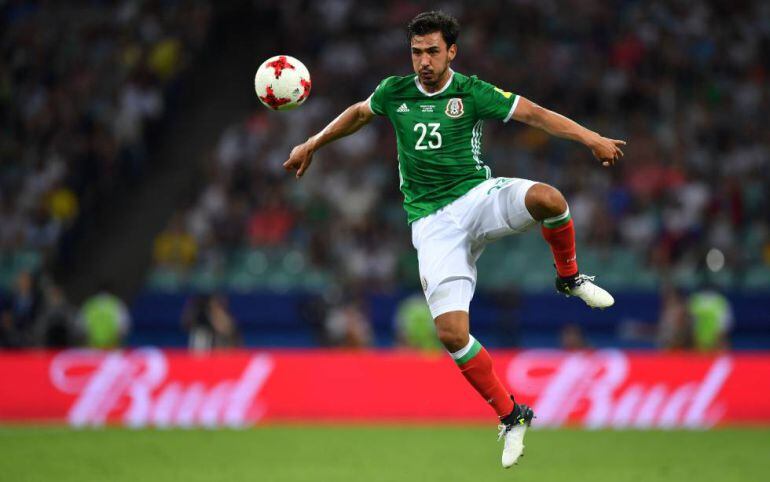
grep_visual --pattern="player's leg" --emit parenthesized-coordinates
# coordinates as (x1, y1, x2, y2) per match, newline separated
(432, 305, 513, 419)
(427, 278, 533, 468)
(413, 201, 533, 468)
(524, 183, 614, 308)
(524, 182, 577, 277)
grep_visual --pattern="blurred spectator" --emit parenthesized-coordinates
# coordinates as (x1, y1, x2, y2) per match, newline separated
(324, 297, 373, 349)
(688, 287, 733, 352)
(560, 323, 589, 351)
(394, 293, 441, 352)
(0, 290, 20, 348)
(657, 286, 693, 350)
(182, 294, 241, 351)
(78, 285, 131, 349)
(0, 196, 26, 250)
(0, 270, 80, 347)
(246, 195, 295, 246)
(153, 212, 199, 272)
(297, 293, 331, 346)
(8, 271, 44, 346)
(32, 283, 79, 348)
(46, 183, 79, 227)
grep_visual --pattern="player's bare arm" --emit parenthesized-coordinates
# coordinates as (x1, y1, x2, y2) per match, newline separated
(283, 100, 374, 178)
(512, 97, 626, 167)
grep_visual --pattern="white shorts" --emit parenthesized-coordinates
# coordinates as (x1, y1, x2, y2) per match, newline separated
(411, 177, 538, 318)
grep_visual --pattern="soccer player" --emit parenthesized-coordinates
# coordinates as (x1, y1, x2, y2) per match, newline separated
(284, 11, 625, 468)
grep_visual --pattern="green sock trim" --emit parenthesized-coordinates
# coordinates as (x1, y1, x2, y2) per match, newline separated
(455, 339, 482, 365)
(543, 211, 572, 229)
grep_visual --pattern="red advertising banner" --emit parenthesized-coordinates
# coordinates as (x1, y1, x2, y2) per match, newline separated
(1, 349, 769, 428)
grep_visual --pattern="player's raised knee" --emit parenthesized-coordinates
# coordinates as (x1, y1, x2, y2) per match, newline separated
(525, 183, 567, 220)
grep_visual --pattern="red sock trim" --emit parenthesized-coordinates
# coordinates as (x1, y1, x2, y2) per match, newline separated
(458, 347, 515, 418)
(541, 218, 578, 278)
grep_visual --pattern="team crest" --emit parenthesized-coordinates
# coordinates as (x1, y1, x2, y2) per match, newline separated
(445, 98, 464, 118)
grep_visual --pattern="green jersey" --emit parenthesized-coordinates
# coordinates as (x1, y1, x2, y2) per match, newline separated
(368, 70, 519, 223)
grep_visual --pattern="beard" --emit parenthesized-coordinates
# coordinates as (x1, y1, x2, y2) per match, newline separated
(418, 65, 446, 87)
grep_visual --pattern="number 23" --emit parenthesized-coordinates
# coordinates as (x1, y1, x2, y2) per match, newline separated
(414, 122, 442, 150)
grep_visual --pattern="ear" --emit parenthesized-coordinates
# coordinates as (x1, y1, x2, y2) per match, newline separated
(447, 43, 457, 61)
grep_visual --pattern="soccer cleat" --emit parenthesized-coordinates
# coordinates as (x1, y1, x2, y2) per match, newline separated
(555, 274, 614, 309)
(498, 403, 535, 468)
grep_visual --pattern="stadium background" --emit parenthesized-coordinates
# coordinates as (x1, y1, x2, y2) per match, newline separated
(1, 1, 769, 481)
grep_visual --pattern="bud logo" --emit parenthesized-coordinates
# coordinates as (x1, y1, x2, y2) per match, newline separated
(507, 350, 732, 429)
(1, 349, 768, 427)
(49, 349, 273, 428)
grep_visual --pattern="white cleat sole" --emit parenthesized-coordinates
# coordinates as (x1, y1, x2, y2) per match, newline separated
(573, 292, 615, 309)
(501, 424, 528, 468)
(576, 289, 614, 310)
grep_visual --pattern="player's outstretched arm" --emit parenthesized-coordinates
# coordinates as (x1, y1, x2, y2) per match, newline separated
(283, 100, 374, 178)
(512, 97, 626, 167)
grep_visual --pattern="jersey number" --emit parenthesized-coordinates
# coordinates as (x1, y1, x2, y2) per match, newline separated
(414, 122, 442, 150)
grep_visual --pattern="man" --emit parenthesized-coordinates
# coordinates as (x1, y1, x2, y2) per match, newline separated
(689, 287, 733, 352)
(79, 284, 131, 349)
(284, 11, 625, 468)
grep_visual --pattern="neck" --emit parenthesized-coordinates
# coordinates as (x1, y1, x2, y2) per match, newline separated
(421, 68, 452, 93)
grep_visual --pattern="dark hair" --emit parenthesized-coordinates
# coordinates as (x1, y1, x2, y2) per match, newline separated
(407, 11, 460, 47)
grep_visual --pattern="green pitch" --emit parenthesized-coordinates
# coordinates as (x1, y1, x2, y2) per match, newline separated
(1, 425, 768, 482)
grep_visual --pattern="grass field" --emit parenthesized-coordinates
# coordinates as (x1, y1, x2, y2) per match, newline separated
(1, 425, 768, 482)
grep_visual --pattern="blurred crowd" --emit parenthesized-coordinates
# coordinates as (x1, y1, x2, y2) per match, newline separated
(0, 0, 211, 271)
(0, 269, 131, 348)
(0, 265, 732, 352)
(152, 0, 770, 295)
(0, 0, 212, 349)
(2, 1, 767, 350)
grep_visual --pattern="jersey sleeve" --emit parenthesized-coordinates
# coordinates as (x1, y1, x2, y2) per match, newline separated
(471, 77, 520, 122)
(368, 77, 395, 116)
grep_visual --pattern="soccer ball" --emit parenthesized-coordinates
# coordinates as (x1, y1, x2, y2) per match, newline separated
(254, 55, 311, 111)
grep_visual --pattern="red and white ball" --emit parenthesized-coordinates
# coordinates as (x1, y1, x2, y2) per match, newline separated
(254, 55, 311, 111)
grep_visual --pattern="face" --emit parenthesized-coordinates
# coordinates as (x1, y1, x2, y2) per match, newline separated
(411, 31, 456, 87)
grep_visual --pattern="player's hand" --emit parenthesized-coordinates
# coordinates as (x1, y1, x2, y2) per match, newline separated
(590, 136, 626, 167)
(283, 141, 315, 178)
